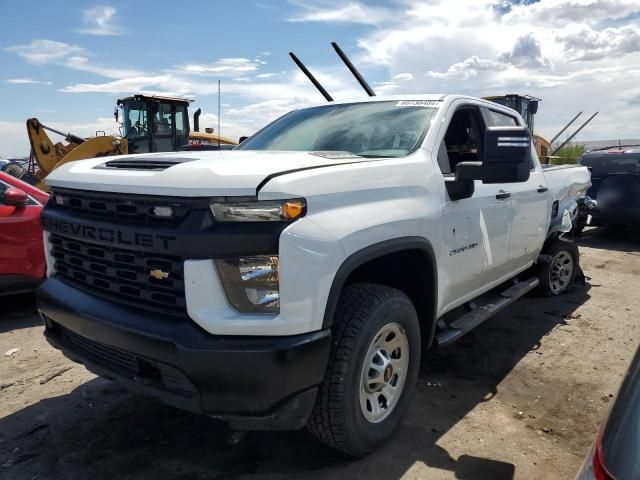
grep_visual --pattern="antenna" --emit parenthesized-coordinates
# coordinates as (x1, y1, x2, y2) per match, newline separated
(218, 79, 221, 147)
(288, 52, 334, 102)
(331, 42, 375, 97)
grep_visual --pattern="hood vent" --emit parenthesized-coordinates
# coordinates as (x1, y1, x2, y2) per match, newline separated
(97, 157, 198, 171)
(100, 160, 180, 171)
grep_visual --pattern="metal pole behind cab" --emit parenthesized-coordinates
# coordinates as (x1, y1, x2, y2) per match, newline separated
(550, 112, 599, 156)
(548, 111, 582, 145)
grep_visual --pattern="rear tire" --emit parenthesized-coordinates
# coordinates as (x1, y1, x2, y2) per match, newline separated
(535, 240, 579, 296)
(307, 283, 421, 457)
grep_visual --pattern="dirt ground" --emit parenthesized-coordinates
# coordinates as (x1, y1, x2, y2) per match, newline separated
(1, 227, 639, 480)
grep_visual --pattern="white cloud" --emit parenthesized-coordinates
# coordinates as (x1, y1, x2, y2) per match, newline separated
(392, 73, 414, 81)
(6, 39, 145, 79)
(6, 39, 86, 65)
(64, 55, 144, 79)
(334, 0, 640, 140)
(175, 58, 261, 76)
(557, 24, 640, 61)
(287, 0, 393, 25)
(58, 64, 361, 102)
(0, 122, 28, 157)
(498, 33, 552, 70)
(426, 55, 509, 80)
(503, 0, 640, 27)
(6, 78, 52, 85)
(79, 6, 123, 36)
(60, 75, 185, 95)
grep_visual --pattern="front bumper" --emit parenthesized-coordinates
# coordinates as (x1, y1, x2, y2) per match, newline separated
(37, 278, 331, 430)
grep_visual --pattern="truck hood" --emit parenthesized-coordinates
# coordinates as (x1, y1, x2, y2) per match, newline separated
(44, 150, 367, 197)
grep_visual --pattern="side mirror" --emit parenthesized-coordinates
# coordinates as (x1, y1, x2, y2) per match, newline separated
(3, 187, 28, 206)
(239, 136, 248, 144)
(114, 107, 119, 123)
(529, 100, 539, 115)
(456, 126, 531, 184)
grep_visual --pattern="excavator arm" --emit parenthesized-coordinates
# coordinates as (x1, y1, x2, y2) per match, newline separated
(26, 118, 127, 191)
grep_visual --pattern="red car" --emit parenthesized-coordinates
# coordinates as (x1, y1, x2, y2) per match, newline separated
(0, 172, 49, 295)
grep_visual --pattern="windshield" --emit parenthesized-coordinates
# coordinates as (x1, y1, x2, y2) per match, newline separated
(237, 101, 439, 158)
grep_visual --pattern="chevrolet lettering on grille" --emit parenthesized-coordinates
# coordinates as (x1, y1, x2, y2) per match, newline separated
(41, 216, 176, 250)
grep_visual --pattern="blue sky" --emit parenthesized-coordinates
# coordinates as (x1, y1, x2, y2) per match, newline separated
(2, 0, 640, 156)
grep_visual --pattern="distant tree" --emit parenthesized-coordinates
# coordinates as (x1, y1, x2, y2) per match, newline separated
(551, 143, 586, 165)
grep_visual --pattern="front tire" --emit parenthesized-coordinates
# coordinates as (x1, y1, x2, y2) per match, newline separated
(307, 283, 421, 457)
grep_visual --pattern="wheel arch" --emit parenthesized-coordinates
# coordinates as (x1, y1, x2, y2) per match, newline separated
(322, 237, 439, 347)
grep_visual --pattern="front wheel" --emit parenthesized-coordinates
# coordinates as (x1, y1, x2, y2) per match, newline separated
(307, 283, 421, 457)
(535, 240, 579, 296)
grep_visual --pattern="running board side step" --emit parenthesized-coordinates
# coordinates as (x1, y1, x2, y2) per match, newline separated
(435, 277, 539, 347)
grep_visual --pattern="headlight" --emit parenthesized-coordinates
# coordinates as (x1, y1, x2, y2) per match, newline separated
(215, 256, 280, 314)
(210, 199, 306, 222)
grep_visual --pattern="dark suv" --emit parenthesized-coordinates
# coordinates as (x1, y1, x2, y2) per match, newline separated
(577, 146, 640, 229)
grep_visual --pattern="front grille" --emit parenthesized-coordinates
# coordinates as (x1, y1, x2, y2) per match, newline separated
(49, 188, 205, 225)
(50, 233, 186, 315)
(59, 325, 197, 395)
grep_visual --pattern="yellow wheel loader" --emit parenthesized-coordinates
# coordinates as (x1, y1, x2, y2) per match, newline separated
(483, 94, 552, 162)
(27, 95, 237, 191)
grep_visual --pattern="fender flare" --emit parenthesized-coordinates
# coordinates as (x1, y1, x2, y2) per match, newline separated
(322, 237, 439, 344)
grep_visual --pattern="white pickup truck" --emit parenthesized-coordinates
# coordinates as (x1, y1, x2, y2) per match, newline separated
(37, 94, 590, 456)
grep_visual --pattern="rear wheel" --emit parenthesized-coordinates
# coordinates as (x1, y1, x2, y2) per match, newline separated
(536, 240, 579, 296)
(307, 283, 421, 457)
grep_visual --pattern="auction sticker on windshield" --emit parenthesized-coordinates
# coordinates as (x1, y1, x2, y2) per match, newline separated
(396, 100, 441, 107)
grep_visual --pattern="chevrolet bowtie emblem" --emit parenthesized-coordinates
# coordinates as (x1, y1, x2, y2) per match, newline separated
(149, 269, 169, 280)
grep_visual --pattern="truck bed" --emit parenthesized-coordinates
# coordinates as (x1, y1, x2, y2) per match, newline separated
(542, 164, 591, 203)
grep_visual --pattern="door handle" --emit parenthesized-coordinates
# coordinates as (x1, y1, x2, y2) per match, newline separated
(537, 186, 548, 193)
(495, 190, 511, 200)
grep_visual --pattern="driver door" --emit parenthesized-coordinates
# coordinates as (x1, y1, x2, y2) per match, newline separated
(437, 104, 512, 311)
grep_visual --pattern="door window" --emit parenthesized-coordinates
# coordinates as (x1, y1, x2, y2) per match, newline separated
(174, 106, 189, 148)
(152, 102, 175, 151)
(439, 108, 485, 175)
(154, 103, 174, 136)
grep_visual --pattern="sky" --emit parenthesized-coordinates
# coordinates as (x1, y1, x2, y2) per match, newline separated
(1, 0, 639, 157)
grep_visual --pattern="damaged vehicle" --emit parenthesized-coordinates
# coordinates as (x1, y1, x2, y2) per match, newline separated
(576, 146, 640, 231)
(37, 94, 590, 456)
